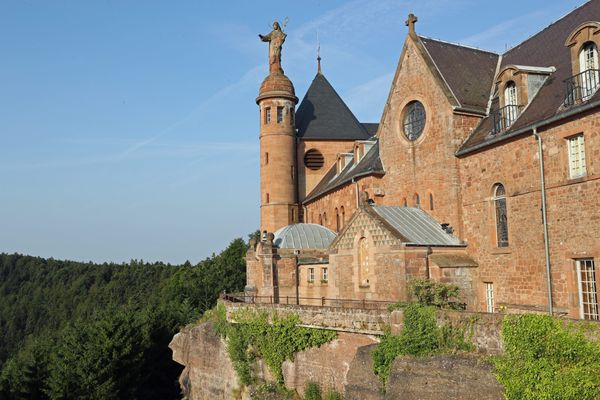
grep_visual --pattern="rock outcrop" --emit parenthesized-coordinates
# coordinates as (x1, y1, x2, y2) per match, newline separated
(170, 322, 241, 400)
(170, 321, 505, 400)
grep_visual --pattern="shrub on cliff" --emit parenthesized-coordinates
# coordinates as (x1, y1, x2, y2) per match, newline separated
(493, 314, 600, 400)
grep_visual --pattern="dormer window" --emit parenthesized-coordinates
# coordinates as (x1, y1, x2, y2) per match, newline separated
(580, 42, 599, 101)
(504, 81, 518, 125)
(564, 22, 600, 106)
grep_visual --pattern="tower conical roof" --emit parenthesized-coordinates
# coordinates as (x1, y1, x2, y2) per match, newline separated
(296, 73, 370, 140)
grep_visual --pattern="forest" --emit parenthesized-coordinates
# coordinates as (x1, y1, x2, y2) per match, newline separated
(0, 234, 251, 400)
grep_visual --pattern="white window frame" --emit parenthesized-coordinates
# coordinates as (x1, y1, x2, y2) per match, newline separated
(308, 267, 315, 283)
(322, 267, 328, 282)
(484, 282, 494, 313)
(580, 42, 600, 101)
(576, 258, 599, 320)
(567, 134, 587, 179)
(504, 81, 519, 126)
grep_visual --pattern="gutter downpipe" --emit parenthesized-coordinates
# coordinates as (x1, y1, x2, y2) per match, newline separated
(533, 127, 553, 315)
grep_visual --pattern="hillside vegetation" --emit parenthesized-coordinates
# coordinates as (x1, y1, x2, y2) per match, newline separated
(0, 236, 250, 400)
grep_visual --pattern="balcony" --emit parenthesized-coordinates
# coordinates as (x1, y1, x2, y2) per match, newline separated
(491, 104, 523, 135)
(564, 69, 600, 107)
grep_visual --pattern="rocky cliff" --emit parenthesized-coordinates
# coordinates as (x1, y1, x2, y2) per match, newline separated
(169, 321, 505, 400)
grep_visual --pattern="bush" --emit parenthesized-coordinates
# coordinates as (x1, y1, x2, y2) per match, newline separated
(372, 303, 474, 388)
(493, 314, 600, 400)
(304, 381, 322, 400)
(324, 389, 343, 400)
(409, 279, 463, 309)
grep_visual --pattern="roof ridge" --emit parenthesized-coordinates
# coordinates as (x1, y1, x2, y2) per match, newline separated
(418, 35, 499, 55)
(503, 0, 591, 57)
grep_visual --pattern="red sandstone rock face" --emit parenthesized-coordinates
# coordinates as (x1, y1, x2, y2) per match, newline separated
(169, 322, 241, 400)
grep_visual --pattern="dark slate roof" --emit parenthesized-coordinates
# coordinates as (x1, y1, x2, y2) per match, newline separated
(303, 140, 384, 204)
(458, 0, 600, 155)
(370, 206, 464, 247)
(296, 73, 371, 140)
(361, 123, 379, 136)
(420, 37, 499, 113)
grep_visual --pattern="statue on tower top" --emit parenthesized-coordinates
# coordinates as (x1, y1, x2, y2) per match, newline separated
(259, 21, 287, 74)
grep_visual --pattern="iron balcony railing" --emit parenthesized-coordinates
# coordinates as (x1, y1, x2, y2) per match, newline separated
(491, 104, 523, 135)
(564, 69, 600, 107)
(221, 292, 396, 310)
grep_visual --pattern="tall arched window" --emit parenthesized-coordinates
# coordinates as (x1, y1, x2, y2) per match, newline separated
(414, 193, 420, 207)
(335, 208, 340, 232)
(580, 42, 600, 100)
(340, 206, 345, 229)
(504, 81, 518, 126)
(493, 184, 509, 247)
(358, 237, 369, 286)
(266, 193, 270, 203)
(323, 212, 327, 226)
(429, 193, 434, 211)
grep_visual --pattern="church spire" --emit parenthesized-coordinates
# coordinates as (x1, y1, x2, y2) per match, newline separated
(317, 31, 322, 74)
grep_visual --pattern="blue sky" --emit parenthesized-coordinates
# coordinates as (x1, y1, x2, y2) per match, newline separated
(0, 0, 584, 264)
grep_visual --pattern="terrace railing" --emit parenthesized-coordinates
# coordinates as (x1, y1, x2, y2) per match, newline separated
(564, 69, 600, 107)
(221, 292, 396, 310)
(491, 104, 523, 135)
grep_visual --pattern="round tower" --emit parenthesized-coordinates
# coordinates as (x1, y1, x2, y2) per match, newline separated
(256, 21, 299, 234)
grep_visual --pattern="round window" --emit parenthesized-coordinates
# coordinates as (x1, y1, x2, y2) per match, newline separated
(304, 149, 324, 170)
(403, 101, 426, 141)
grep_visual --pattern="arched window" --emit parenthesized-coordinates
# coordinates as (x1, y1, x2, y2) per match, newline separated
(493, 184, 509, 247)
(265, 152, 269, 165)
(429, 193, 434, 211)
(340, 206, 345, 229)
(414, 193, 420, 207)
(580, 42, 600, 100)
(323, 212, 327, 225)
(358, 237, 369, 286)
(335, 208, 340, 232)
(504, 81, 518, 125)
(266, 193, 270, 203)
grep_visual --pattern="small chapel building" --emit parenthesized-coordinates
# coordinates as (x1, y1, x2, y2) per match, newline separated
(246, 1, 600, 320)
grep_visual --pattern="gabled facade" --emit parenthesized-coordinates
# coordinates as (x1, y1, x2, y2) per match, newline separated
(249, 2, 600, 321)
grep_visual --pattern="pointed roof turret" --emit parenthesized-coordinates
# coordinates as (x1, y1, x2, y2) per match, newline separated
(296, 73, 370, 140)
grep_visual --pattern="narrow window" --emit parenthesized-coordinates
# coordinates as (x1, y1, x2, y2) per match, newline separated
(265, 107, 271, 124)
(290, 165, 294, 181)
(319, 214, 322, 225)
(266, 193, 270, 203)
(358, 237, 369, 286)
(580, 42, 600, 100)
(289, 107, 294, 125)
(493, 184, 509, 247)
(576, 258, 598, 320)
(567, 134, 587, 178)
(402, 198, 407, 207)
(322, 268, 328, 283)
(414, 193, 420, 207)
(277, 106, 284, 123)
(265, 152, 269, 165)
(291, 208, 295, 223)
(429, 193, 434, 211)
(335, 208, 340, 232)
(323, 212, 327, 225)
(504, 81, 518, 126)
(484, 282, 494, 313)
(308, 268, 315, 283)
(340, 206, 345, 229)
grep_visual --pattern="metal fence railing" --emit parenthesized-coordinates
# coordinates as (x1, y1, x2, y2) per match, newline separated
(221, 292, 396, 310)
(564, 69, 600, 107)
